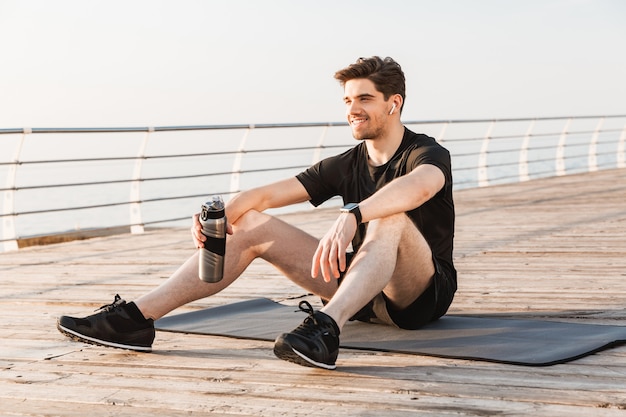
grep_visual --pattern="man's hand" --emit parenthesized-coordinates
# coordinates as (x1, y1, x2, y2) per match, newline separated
(191, 213, 233, 249)
(312, 212, 358, 282)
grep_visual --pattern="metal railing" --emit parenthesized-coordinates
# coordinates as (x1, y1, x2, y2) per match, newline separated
(1, 115, 625, 252)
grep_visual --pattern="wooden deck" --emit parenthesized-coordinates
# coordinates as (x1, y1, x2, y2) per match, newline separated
(1, 168, 625, 416)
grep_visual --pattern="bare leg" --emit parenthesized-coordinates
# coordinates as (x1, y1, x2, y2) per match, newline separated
(136, 210, 338, 320)
(321, 213, 435, 329)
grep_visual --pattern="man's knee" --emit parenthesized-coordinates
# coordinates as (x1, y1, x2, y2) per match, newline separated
(365, 212, 412, 238)
(364, 212, 432, 266)
(231, 209, 268, 231)
(227, 209, 274, 255)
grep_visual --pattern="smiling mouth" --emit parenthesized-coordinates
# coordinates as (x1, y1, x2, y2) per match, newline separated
(351, 117, 367, 126)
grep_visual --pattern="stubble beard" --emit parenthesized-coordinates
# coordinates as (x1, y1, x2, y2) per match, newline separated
(351, 118, 385, 141)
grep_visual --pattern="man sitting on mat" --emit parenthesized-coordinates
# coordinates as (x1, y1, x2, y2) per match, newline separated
(57, 56, 457, 370)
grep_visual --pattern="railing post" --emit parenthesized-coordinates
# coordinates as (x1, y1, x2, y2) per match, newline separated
(478, 121, 495, 187)
(129, 128, 152, 234)
(588, 117, 604, 172)
(436, 122, 449, 143)
(230, 126, 252, 196)
(556, 118, 571, 176)
(311, 125, 328, 164)
(618, 122, 626, 169)
(2, 129, 28, 251)
(519, 120, 535, 182)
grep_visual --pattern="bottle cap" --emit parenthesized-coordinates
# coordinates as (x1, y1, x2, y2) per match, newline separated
(201, 195, 225, 220)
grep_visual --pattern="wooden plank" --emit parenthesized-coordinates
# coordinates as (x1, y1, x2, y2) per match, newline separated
(1, 168, 626, 416)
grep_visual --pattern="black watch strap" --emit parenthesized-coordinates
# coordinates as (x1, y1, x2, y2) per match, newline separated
(341, 203, 362, 225)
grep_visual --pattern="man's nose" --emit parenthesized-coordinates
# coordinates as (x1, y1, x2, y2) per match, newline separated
(347, 101, 361, 114)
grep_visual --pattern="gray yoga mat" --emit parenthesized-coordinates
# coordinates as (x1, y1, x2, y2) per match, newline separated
(155, 297, 626, 366)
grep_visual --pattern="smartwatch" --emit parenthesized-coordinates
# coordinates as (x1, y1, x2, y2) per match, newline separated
(340, 203, 362, 225)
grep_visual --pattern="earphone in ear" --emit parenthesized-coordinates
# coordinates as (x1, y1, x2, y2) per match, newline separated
(389, 103, 396, 115)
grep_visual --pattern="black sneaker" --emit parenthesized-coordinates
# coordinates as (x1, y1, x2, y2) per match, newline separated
(274, 301, 340, 370)
(57, 295, 155, 352)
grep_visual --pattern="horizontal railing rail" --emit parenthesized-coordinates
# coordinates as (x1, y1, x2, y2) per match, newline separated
(2, 115, 625, 251)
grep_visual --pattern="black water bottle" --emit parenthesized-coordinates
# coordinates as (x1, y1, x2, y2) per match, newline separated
(198, 195, 227, 283)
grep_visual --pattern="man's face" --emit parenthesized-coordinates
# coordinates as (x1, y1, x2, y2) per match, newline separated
(343, 78, 392, 140)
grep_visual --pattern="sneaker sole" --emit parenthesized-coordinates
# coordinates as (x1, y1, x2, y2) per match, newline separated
(57, 323, 152, 352)
(273, 344, 336, 370)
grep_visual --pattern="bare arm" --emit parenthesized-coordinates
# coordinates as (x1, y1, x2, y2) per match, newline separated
(226, 177, 311, 224)
(359, 164, 445, 223)
(192, 177, 311, 248)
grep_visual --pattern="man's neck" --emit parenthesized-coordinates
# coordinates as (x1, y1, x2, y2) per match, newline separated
(365, 123, 405, 166)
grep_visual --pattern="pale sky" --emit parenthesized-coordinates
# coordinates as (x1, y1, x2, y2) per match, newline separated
(0, 0, 624, 128)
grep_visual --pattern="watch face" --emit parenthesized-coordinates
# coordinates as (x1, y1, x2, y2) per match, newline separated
(343, 203, 359, 211)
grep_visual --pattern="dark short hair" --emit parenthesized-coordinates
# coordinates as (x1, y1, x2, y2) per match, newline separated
(334, 56, 406, 111)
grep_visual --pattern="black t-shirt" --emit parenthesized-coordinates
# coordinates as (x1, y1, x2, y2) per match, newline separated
(296, 127, 456, 279)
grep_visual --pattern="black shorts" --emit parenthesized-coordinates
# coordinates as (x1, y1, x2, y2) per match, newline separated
(337, 252, 456, 330)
